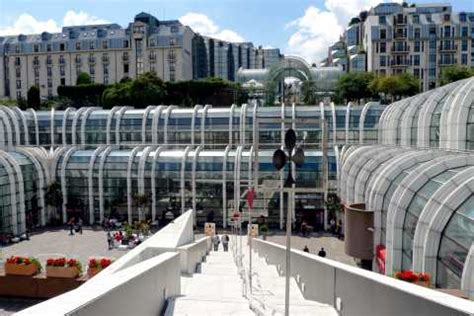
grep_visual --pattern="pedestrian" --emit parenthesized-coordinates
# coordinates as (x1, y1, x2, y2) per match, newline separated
(318, 247, 326, 258)
(77, 218, 83, 234)
(301, 221, 307, 237)
(336, 220, 343, 239)
(68, 217, 75, 236)
(212, 233, 220, 251)
(222, 234, 229, 252)
(303, 245, 309, 253)
(330, 218, 336, 234)
(107, 231, 113, 249)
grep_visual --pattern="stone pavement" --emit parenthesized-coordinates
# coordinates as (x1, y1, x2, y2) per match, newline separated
(0, 228, 128, 269)
(266, 233, 356, 266)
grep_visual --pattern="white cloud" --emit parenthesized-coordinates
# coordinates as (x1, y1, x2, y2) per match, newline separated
(179, 12, 245, 42)
(286, 0, 402, 64)
(0, 10, 109, 36)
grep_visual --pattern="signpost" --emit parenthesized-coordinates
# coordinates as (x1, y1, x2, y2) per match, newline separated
(273, 128, 304, 316)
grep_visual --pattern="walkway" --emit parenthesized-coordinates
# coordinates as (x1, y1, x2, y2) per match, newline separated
(166, 249, 254, 315)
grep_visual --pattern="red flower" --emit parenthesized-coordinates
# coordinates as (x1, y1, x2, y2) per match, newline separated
(418, 272, 430, 282)
(23, 258, 31, 265)
(100, 258, 112, 269)
(88, 258, 98, 269)
(46, 258, 55, 266)
(67, 259, 77, 267)
(395, 270, 418, 283)
(54, 258, 66, 267)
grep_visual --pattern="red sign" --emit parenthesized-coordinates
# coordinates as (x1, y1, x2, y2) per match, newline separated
(246, 188, 256, 209)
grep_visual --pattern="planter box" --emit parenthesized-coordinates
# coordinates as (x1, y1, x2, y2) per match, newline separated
(46, 266, 79, 279)
(5, 263, 38, 276)
(87, 267, 101, 278)
(417, 280, 430, 288)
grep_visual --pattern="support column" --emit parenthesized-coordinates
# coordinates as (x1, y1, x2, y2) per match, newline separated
(180, 146, 191, 214)
(222, 145, 230, 228)
(98, 147, 113, 223)
(127, 147, 141, 223)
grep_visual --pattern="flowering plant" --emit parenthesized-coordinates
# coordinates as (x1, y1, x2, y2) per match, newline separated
(418, 272, 430, 282)
(88, 257, 113, 270)
(394, 270, 419, 283)
(6, 255, 42, 272)
(46, 257, 82, 273)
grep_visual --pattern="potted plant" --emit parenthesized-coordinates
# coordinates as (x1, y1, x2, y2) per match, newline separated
(5, 256, 42, 276)
(394, 270, 419, 283)
(46, 257, 82, 278)
(417, 272, 431, 287)
(87, 257, 113, 278)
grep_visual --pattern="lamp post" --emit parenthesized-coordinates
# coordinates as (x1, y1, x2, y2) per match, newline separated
(273, 128, 304, 316)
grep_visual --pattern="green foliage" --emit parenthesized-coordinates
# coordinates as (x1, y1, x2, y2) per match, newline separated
(302, 81, 317, 104)
(370, 73, 420, 101)
(57, 84, 107, 107)
(259, 224, 268, 234)
(27, 86, 41, 110)
(336, 72, 376, 102)
(102, 72, 166, 109)
(440, 66, 474, 86)
(29, 257, 43, 272)
(76, 72, 92, 85)
(325, 193, 343, 219)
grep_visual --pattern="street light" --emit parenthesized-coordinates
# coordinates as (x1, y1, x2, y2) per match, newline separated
(273, 128, 304, 316)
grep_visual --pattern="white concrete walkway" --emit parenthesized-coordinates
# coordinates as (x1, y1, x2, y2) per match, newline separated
(240, 237, 338, 316)
(166, 248, 254, 315)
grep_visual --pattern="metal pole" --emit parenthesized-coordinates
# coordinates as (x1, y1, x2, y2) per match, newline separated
(285, 190, 291, 316)
(249, 205, 253, 293)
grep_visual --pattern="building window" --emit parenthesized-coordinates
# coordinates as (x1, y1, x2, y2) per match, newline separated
(34, 44, 39, 52)
(461, 54, 468, 65)
(429, 68, 436, 77)
(461, 27, 468, 37)
(380, 29, 386, 40)
(123, 40, 129, 48)
(34, 67, 40, 77)
(444, 14, 450, 22)
(414, 28, 421, 39)
(380, 56, 386, 67)
(59, 55, 65, 64)
(47, 67, 52, 77)
(15, 45, 20, 53)
(123, 63, 129, 73)
(60, 78, 66, 86)
(102, 53, 109, 63)
(47, 78, 52, 88)
(171, 26, 179, 33)
(16, 80, 21, 89)
(429, 27, 436, 35)
(413, 15, 419, 24)
(460, 13, 467, 22)
(48, 89, 53, 97)
(15, 57, 21, 66)
(89, 65, 95, 75)
(414, 41, 421, 52)
(35, 78, 40, 86)
(16, 91, 22, 99)
(380, 42, 386, 53)
(46, 55, 52, 65)
(150, 64, 155, 73)
(76, 66, 81, 74)
(122, 52, 129, 61)
(414, 68, 420, 78)
(169, 38, 177, 46)
(149, 52, 156, 60)
(444, 26, 451, 38)
(47, 44, 52, 52)
(60, 43, 65, 51)
(33, 56, 40, 66)
(89, 54, 95, 63)
(149, 38, 156, 47)
(104, 66, 109, 75)
(15, 67, 21, 78)
(414, 55, 420, 66)
(379, 16, 386, 24)
(104, 76, 109, 84)
(76, 42, 81, 50)
(60, 65, 65, 76)
(102, 40, 108, 49)
(462, 40, 468, 51)
(89, 40, 95, 50)
(90, 76, 95, 83)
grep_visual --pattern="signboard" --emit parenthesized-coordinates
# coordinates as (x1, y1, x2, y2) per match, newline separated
(204, 222, 216, 236)
(249, 224, 259, 237)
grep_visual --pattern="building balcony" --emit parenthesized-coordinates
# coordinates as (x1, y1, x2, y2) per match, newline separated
(439, 59, 457, 66)
(390, 60, 410, 67)
(122, 55, 129, 62)
(391, 45, 410, 53)
(439, 45, 457, 52)
(102, 57, 109, 63)
(89, 57, 96, 64)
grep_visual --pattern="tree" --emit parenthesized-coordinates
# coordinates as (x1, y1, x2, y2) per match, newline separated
(336, 72, 376, 103)
(27, 86, 41, 110)
(370, 73, 420, 102)
(76, 72, 92, 85)
(133, 193, 151, 221)
(302, 81, 317, 104)
(440, 66, 474, 86)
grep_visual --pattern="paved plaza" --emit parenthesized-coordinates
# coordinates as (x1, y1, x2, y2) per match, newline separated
(1, 228, 128, 269)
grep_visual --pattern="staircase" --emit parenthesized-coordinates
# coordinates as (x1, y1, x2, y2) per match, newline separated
(165, 250, 254, 316)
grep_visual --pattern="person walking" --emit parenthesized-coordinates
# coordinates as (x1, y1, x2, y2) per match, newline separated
(222, 234, 229, 252)
(107, 231, 113, 249)
(303, 245, 309, 253)
(68, 217, 75, 236)
(318, 247, 326, 258)
(77, 218, 83, 234)
(212, 233, 220, 251)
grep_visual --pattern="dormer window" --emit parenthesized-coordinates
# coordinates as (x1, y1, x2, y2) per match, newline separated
(444, 14, 450, 22)
(171, 26, 179, 33)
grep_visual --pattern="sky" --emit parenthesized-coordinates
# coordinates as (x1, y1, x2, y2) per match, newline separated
(0, 0, 473, 64)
